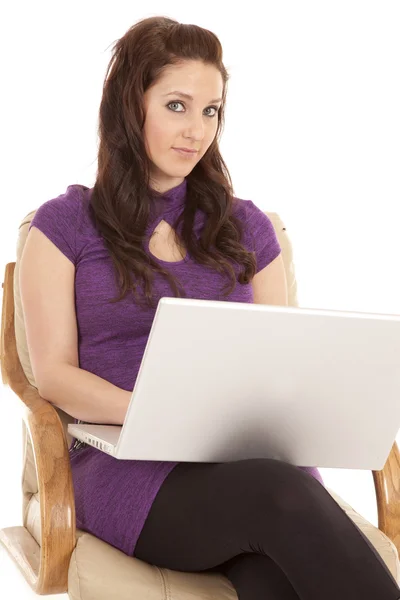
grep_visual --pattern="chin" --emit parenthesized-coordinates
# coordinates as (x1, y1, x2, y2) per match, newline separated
(165, 166, 194, 176)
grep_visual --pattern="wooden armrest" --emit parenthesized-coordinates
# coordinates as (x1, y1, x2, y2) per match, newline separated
(1, 382, 76, 594)
(1, 263, 76, 594)
(373, 441, 400, 555)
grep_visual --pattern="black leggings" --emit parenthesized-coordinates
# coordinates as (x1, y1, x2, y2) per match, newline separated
(134, 458, 400, 600)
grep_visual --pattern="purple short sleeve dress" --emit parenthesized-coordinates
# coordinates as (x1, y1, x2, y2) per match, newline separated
(29, 179, 324, 556)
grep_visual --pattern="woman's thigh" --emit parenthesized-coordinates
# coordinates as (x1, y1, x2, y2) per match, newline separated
(133, 457, 318, 571)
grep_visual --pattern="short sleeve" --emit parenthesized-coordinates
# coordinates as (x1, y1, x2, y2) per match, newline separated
(29, 185, 83, 265)
(244, 200, 282, 273)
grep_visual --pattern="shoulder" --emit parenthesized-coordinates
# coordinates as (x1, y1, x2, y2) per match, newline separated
(29, 184, 90, 265)
(232, 195, 272, 221)
(231, 195, 281, 272)
(231, 196, 276, 238)
(30, 184, 88, 225)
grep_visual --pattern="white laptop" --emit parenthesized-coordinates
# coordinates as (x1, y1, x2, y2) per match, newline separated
(68, 298, 400, 470)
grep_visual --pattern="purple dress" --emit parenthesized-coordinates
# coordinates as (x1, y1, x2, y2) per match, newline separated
(29, 179, 324, 556)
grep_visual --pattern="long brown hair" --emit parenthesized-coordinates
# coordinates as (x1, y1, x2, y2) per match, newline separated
(89, 15, 257, 309)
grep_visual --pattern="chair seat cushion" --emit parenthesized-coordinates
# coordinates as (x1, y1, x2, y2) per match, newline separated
(68, 488, 400, 600)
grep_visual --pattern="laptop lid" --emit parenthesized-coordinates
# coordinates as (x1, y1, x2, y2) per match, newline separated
(113, 298, 400, 469)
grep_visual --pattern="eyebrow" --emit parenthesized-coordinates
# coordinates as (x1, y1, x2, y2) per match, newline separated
(164, 91, 223, 103)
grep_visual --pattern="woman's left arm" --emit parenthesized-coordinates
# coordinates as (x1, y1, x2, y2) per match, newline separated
(251, 253, 288, 306)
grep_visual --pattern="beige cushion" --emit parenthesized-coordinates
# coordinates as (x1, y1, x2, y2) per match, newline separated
(68, 531, 237, 600)
(327, 489, 400, 583)
(13, 206, 400, 599)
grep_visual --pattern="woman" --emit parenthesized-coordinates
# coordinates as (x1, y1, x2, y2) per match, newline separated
(20, 15, 400, 599)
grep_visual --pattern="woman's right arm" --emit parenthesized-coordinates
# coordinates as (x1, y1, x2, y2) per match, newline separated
(19, 226, 131, 425)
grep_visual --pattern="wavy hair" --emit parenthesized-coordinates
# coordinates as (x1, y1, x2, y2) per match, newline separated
(89, 15, 258, 309)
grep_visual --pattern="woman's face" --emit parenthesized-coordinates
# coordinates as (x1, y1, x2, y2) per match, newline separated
(143, 60, 223, 194)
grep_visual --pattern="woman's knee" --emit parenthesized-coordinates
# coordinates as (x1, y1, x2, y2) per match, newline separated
(228, 458, 325, 514)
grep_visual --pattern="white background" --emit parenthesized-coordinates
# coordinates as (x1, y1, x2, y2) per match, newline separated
(1, 1, 399, 597)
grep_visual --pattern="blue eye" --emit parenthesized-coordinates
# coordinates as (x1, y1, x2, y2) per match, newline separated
(167, 101, 219, 118)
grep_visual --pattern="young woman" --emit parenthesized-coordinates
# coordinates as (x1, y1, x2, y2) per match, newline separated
(20, 15, 400, 600)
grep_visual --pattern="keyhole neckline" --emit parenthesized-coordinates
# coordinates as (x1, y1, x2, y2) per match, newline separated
(146, 178, 190, 266)
(145, 215, 190, 266)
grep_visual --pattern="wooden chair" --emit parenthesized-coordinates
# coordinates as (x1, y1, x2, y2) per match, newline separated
(1, 208, 400, 598)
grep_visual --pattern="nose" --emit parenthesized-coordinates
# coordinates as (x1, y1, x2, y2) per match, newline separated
(183, 114, 206, 143)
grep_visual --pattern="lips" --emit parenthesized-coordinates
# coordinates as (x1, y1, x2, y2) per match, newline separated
(173, 148, 198, 153)
(173, 148, 198, 159)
